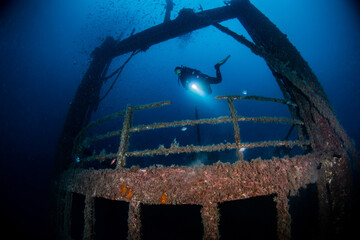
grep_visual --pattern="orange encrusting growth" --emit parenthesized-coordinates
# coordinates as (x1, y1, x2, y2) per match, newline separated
(120, 184, 132, 200)
(121, 185, 127, 196)
(160, 193, 167, 204)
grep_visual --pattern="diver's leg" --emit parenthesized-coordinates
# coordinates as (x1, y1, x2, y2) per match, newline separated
(212, 55, 230, 83)
(214, 65, 222, 83)
(205, 65, 222, 84)
(215, 55, 231, 68)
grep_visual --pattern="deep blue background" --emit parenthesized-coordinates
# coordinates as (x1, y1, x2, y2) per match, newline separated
(1, 0, 359, 238)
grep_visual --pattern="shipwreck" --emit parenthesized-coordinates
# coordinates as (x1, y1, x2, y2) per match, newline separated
(53, 0, 359, 239)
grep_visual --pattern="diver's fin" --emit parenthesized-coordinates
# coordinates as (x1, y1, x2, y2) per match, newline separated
(217, 55, 231, 66)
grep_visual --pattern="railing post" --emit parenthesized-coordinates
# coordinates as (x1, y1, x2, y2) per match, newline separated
(116, 104, 134, 169)
(63, 192, 73, 238)
(275, 191, 291, 240)
(201, 203, 220, 240)
(226, 97, 243, 161)
(83, 194, 95, 240)
(128, 201, 142, 240)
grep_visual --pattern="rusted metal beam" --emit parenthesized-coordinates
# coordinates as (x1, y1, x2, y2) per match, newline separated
(116, 105, 134, 169)
(79, 140, 310, 163)
(77, 115, 303, 154)
(78, 115, 303, 155)
(62, 153, 321, 205)
(128, 201, 142, 240)
(216, 95, 297, 107)
(126, 140, 309, 158)
(226, 97, 243, 161)
(54, 37, 117, 174)
(83, 195, 95, 240)
(58, 1, 358, 239)
(275, 191, 291, 240)
(63, 192, 73, 238)
(131, 116, 303, 132)
(201, 203, 220, 240)
(111, 5, 238, 57)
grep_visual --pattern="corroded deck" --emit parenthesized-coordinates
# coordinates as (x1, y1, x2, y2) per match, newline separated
(62, 153, 321, 204)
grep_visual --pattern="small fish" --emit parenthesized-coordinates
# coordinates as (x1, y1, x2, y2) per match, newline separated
(110, 159, 116, 165)
(75, 156, 80, 163)
(181, 127, 187, 131)
(239, 147, 247, 152)
(241, 90, 248, 95)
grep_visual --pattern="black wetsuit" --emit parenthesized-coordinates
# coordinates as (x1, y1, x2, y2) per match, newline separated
(177, 65, 222, 95)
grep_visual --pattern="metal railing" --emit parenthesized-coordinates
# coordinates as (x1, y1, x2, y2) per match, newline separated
(73, 95, 310, 169)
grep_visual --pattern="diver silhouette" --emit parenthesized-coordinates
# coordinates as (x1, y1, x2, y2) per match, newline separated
(174, 55, 231, 95)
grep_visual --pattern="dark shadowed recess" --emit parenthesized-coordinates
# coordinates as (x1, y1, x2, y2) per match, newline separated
(219, 195, 277, 240)
(142, 204, 203, 240)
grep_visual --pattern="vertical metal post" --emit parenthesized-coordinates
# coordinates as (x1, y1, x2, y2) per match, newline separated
(83, 194, 95, 240)
(128, 201, 142, 240)
(226, 97, 243, 161)
(201, 203, 220, 240)
(195, 107, 202, 145)
(317, 177, 331, 238)
(275, 191, 291, 240)
(63, 192, 73, 238)
(116, 105, 134, 169)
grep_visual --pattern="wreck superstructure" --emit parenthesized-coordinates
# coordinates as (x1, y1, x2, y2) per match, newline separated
(54, 0, 358, 239)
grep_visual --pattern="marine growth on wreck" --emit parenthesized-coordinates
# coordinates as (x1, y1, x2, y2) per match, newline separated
(54, 0, 358, 239)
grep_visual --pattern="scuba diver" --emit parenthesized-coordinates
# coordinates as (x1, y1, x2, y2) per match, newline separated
(174, 55, 231, 96)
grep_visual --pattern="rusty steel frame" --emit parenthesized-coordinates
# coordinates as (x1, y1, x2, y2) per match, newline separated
(60, 95, 318, 240)
(61, 152, 322, 240)
(53, 0, 359, 239)
(73, 95, 308, 167)
(55, 0, 358, 238)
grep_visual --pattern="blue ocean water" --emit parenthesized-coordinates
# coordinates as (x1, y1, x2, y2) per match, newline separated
(0, 0, 359, 238)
